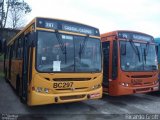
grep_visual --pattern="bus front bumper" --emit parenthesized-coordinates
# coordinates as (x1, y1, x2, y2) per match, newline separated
(109, 83, 159, 96)
(28, 87, 102, 106)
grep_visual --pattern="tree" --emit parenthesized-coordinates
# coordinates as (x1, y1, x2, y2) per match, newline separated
(0, 0, 5, 28)
(7, 0, 31, 29)
(0, 0, 31, 29)
(0, 0, 12, 28)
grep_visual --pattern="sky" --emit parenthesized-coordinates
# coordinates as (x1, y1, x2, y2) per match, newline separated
(25, 0, 160, 37)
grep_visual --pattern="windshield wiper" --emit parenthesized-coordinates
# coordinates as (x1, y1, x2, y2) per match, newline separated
(145, 42, 150, 55)
(144, 42, 150, 64)
(129, 39, 141, 62)
(55, 30, 67, 63)
(79, 35, 89, 59)
(151, 65, 157, 70)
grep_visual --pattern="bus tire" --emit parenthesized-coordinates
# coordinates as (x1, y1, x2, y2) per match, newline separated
(20, 96, 26, 104)
(19, 77, 26, 104)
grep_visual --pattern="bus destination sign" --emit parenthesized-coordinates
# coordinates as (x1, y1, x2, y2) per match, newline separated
(37, 19, 58, 29)
(36, 18, 99, 36)
(62, 24, 94, 35)
(118, 32, 153, 42)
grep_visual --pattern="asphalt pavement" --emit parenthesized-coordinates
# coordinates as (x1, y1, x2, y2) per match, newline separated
(0, 76, 160, 120)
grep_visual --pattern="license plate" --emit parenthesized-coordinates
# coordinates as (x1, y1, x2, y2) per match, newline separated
(53, 82, 73, 88)
(90, 93, 100, 98)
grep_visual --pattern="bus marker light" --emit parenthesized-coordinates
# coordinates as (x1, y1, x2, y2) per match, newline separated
(32, 87, 35, 91)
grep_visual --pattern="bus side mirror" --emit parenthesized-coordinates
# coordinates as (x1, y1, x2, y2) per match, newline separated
(120, 44, 126, 55)
(28, 32, 36, 47)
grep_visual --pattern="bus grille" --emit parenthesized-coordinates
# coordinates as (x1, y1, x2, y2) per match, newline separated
(55, 87, 88, 91)
(60, 95, 86, 100)
(132, 82, 153, 86)
(53, 78, 91, 81)
(135, 88, 151, 92)
(130, 75, 153, 78)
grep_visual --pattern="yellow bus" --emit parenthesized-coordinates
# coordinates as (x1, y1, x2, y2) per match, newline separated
(4, 17, 103, 106)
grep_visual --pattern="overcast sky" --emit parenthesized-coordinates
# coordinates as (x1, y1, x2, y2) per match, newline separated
(26, 0, 160, 37)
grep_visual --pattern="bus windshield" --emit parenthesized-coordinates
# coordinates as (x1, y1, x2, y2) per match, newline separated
(36, 31, 101, 72)
(120, 40, 158, 71)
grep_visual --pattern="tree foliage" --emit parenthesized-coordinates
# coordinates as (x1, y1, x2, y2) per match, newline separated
(0, 0, 31, 29)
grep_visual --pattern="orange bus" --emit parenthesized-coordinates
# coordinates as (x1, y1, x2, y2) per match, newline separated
(4, 17, 102, 106)
(101, 30, 159, 96)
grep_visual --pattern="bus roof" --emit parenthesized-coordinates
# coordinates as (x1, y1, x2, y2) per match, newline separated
(101, 30, 153, 38)
(36, 16, 99, 30)
(101, 30, 154, 42)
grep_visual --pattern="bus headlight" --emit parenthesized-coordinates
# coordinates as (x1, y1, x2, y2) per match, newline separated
(44, 88, 49, 93)
(36, 87, 43, 92)
(125, 83, 129, 87)
(121, 83, 125, 86)
(35, 87, 49, 93)
(120, 83, 129, 87)
(92, 84, 101, 90)
(153, 80, 159, 84)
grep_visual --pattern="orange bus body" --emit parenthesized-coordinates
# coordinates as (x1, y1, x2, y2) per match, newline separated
(101, 30, 159, 96)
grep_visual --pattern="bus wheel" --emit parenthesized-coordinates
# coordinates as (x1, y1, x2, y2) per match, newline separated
(20, 95, 26, 104)
(18, 77, 26, 104)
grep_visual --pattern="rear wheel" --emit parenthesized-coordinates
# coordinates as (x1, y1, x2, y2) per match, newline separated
(18, 76, 27, 104)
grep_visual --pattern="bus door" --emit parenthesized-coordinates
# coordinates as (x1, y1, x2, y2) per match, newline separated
(21, 35, 31, 102)
(21, 31, 35, 103)
(102, 41, 110, 87)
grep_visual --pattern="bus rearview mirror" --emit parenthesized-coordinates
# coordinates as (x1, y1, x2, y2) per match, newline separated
(28, 32, 36, 47)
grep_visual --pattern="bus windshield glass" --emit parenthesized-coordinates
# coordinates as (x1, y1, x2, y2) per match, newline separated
(120, 40, 158, 71)
(36, 31, 101, 72)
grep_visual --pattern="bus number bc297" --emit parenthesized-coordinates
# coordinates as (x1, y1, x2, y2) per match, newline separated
(53, 82, 73, 88)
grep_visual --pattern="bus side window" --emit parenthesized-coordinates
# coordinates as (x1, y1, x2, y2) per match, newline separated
(15, 39, 19, 58)
(17, 38, 23, 59)
(10, 45, 13, 59)
(12, 40, 18, 59)
(12, 42, 16, 59)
